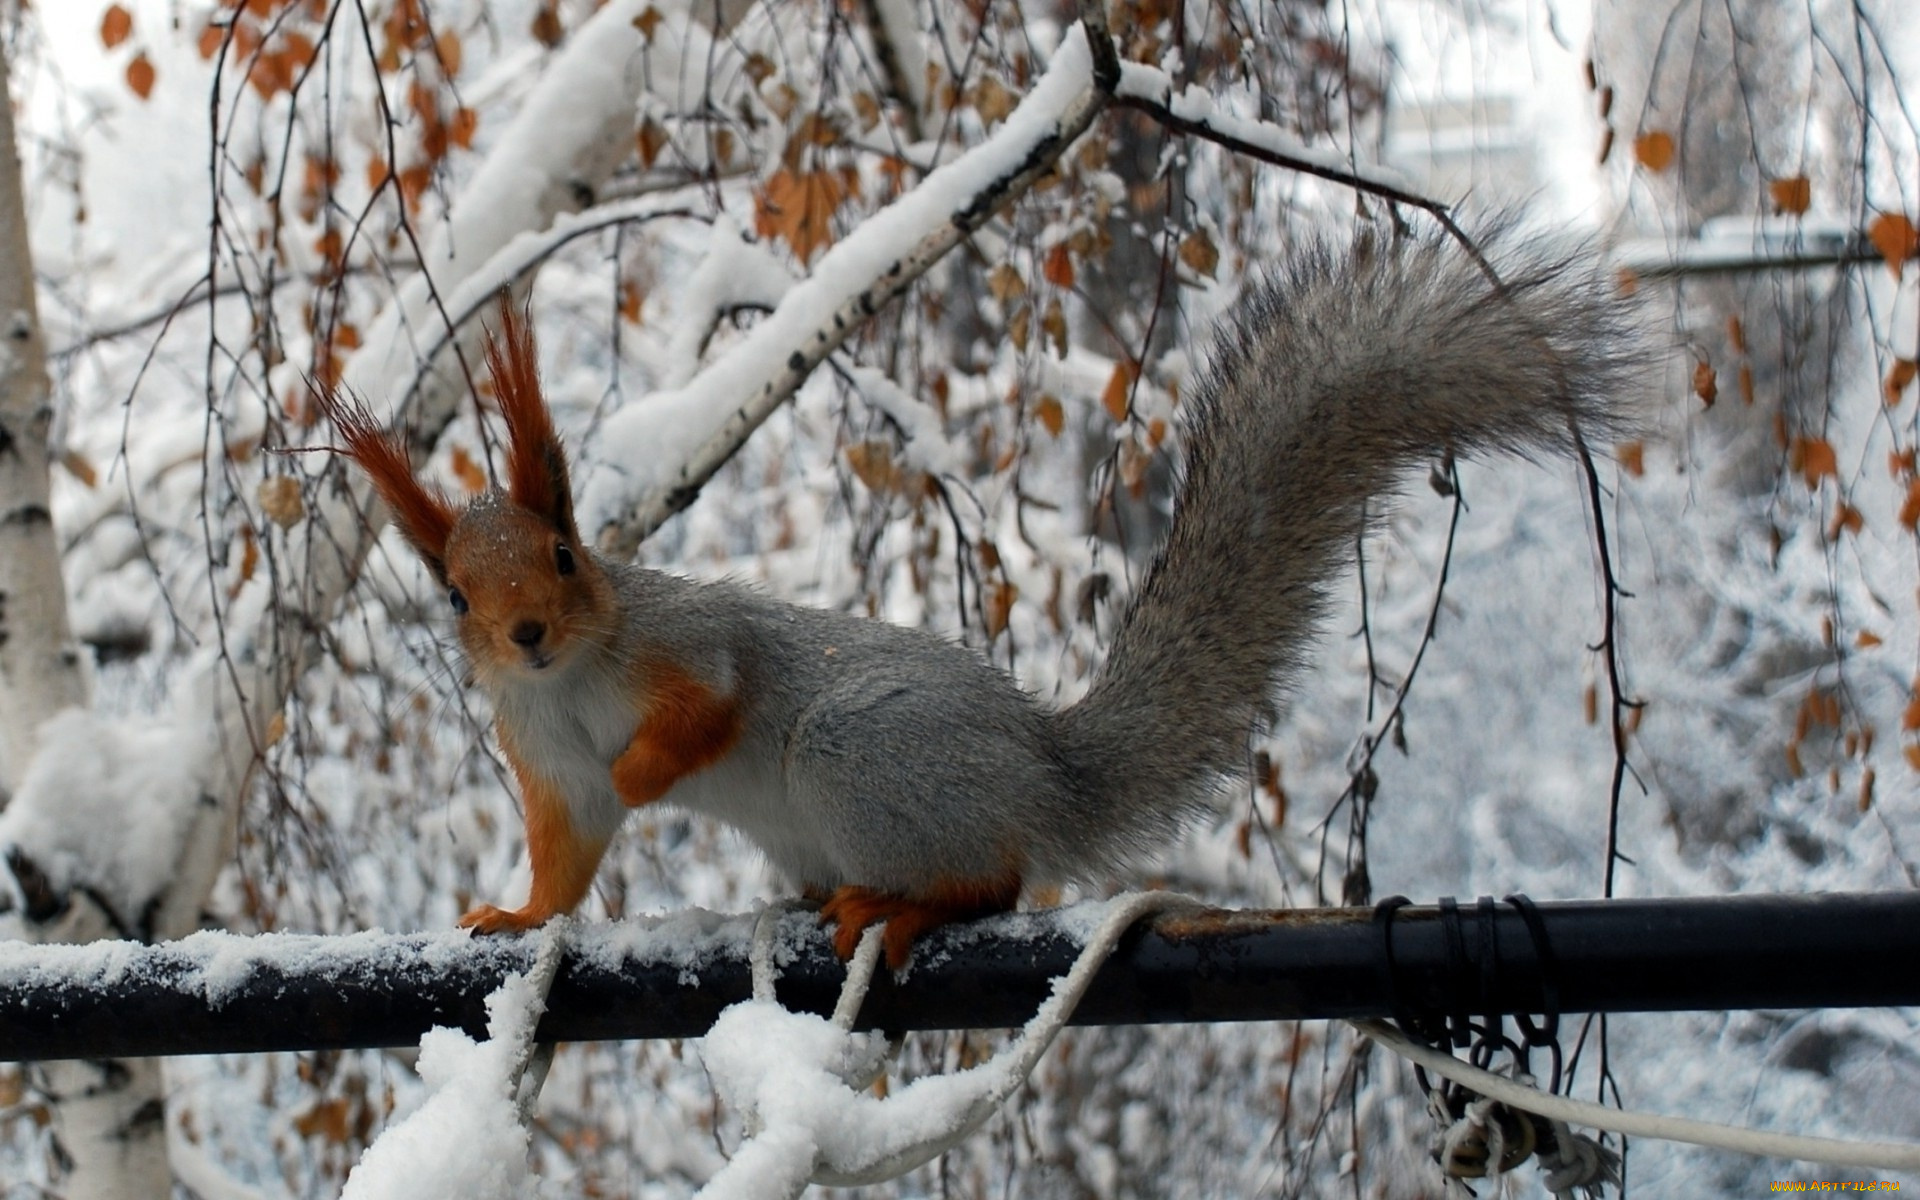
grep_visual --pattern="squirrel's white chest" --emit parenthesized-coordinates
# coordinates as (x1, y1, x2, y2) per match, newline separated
(491, 669, 640, 842)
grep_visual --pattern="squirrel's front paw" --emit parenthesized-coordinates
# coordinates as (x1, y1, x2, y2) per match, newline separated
(458, 903, 552, 935)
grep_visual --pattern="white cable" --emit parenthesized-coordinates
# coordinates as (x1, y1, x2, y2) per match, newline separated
(810, 890, 1197, 1187)
(1353, 1017, 1920, 1171)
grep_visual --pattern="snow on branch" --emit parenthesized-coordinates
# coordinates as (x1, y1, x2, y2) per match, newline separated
(586, 21, 1116, 556)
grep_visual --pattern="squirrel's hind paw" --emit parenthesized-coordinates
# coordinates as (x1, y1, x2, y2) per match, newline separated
(818, 876, 1021, 969)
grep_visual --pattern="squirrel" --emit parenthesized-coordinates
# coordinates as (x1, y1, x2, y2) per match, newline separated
(318, 226, 1636, 969)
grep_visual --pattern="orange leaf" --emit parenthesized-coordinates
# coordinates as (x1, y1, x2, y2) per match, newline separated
(1905, 744, 1920, 773)
(1904, 693, 1920, 733)
(1891, 447, 1916, 478)
(1857, 630, 1883, 649)
(1738, 363, 1754, 405)
(984, 580, 1018, 639)
(1617, 440, 1645, 477)
(1768, 176, 1811, 215)
(449, 446, 488, 494)
(636, 117, 669, 168)
(450, 107, 478, 150)
(1692, 360, 1716, 407)
(1792, 436, 1837, 488)
(1033, 394, 1064, 438)
(1632, 131, 1674, 172)
(1899, 477, 1920, 530)
(125, 53, 156, 101)
(1726, 314, 1746, 353)
(1178, 228, 1219, 277)
(753, 168, 846, 265)
(1042, 243, 1074, 289)
(198, 23, 225, 60)
(1886, 359, 1916, 407)
(1100, 360, 1136, 423)
(60, 449, 98, 488)
(1868, 212, 1918, 275)
(100, 4, 133, 48)
(1829, 502, 1863, 539)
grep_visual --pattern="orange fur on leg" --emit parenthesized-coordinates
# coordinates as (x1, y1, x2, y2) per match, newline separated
(819, 874, 1022, 969)
(460, 743, 610, 934)
(612, 663, 741, 806)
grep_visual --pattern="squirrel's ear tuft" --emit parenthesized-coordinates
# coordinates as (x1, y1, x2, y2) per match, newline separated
(314, 386, 457, 583)
(487, 297, 578, 543)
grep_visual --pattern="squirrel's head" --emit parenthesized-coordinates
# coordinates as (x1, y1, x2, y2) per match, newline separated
(318, 302, 617, 685)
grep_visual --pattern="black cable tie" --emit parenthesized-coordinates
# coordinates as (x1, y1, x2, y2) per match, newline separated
(1438, 896, 1472, 1049)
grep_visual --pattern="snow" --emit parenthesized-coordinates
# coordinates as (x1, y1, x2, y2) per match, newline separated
(340, 970, 549, 1200)
(0, 702, 213, 929)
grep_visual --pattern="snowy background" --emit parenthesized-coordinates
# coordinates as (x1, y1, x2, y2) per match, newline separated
(0, 0, 1916, 1196)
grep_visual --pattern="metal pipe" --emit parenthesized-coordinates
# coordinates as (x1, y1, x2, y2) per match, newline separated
(0, 891, 1914, 1062)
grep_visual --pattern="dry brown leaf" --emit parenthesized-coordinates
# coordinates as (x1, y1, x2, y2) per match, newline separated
(450, 445, 488, 494)
(450, 107, 478, 150)
(1893, 447, 1918, 478)
(101, 4, 133, 48)
(1632, 130, 1674, 171)
(1726, 314, 1746, 352)
(1692, 359, 1717, 407)
(258, 475, 306, 529)
(1905, 744, 1920, 773)
(984, 579, 1018, 638)
(1859, 766, 1876, 812)
(1040, 298, 1067, 358)
(636, 117, 670, 168)
(844, 440, 900, 494)
(1101, 360, 1136, 423)
(59, 449, 97, 488)
(1033, 394, 1064, 438)
(1829, 502, 1863, 539)
(986, 262, 1025, 304)
(972, 76, 1015, 126)
(1042, 243, 1074, 289)
(198, 22, 224, 59)
(1768, 176, 1811, 215)
(125, 53, 156, 101)
(1858, 630, 1884, 649)
(754, 167, 846, 265)
(1868, 212, 1918, 275)
(1178, 228, 1219, 277)
(1617, 440, 1645, 477)
(1886, 359, 1916, 407)
(1900, 477, 1920, 530)
(1791, 435, 1838, 488)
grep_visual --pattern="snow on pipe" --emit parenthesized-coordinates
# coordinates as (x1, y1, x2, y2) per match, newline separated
(0, 891, 1914, 1063)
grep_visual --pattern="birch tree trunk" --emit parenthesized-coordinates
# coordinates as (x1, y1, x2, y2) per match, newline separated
(0, 37, 171, 1200)
(0, 35, 85, 795)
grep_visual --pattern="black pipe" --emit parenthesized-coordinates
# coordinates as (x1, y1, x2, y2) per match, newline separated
(0, 891, 1915, 1062)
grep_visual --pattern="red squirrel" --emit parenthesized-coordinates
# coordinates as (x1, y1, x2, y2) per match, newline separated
(319, 227, 1635, 968)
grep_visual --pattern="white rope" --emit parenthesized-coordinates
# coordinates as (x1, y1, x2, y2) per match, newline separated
(696, 891, 1197, 1198)
(1353, 1017, 1920, 1172)
(511, 921, 568, 1121)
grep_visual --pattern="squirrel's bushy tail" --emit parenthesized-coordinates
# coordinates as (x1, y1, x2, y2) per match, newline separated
(1049, 225, 1642, 868)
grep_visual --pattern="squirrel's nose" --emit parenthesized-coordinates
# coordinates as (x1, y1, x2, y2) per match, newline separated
(509, 620, 546, 649)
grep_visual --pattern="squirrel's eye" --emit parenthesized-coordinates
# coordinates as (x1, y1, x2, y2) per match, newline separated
(555, 544, 576, 576)
(448, 587, 469, 615)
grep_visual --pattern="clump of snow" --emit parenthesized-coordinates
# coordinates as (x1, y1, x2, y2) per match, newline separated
(0, 704, 213, 928)
(341, 969, 551, 1200)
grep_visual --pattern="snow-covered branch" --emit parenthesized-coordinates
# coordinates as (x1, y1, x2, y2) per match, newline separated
(587, 21, 1120, 556)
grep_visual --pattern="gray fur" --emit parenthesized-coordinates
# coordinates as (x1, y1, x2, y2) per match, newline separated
(487, 227, 1640, 896)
